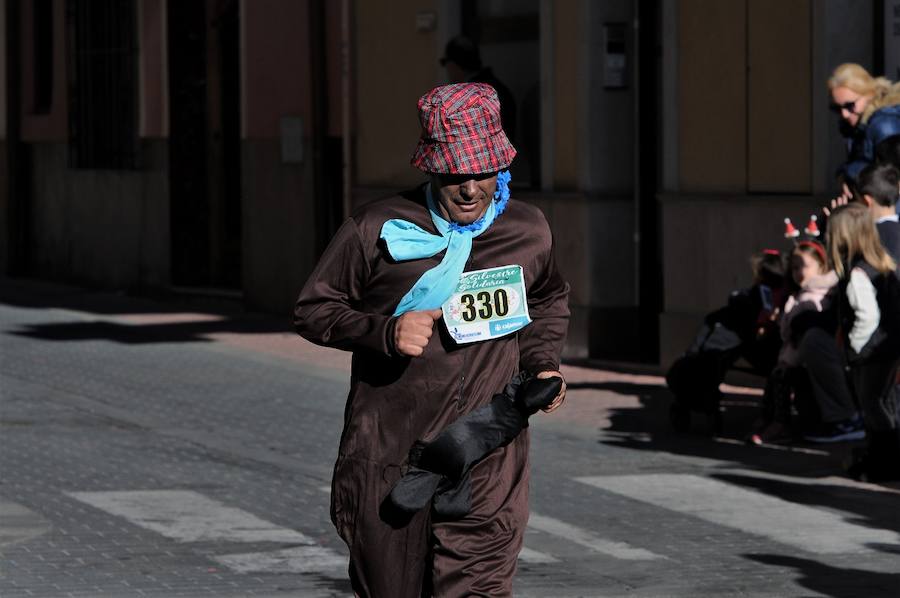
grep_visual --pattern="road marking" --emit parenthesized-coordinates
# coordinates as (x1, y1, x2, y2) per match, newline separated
(527, 513, 663, 560)
(214, 546, 347, 574)
(68, 490, 309, 544)
(576, 474, 900, 554)
(0, 499, 51, 547)
(318, 484, 563, 563)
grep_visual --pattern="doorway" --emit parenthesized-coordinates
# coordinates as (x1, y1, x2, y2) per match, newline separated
(460, 0, 541, 189)
(168, 0, 241, 290)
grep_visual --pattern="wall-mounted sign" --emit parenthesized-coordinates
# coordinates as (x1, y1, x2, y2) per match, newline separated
(416, 11, 437, 33)
(603, 22, 628, 89)
(280, 117, 304, 164)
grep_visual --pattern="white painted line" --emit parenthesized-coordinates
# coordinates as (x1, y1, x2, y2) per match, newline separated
(718, 468, 900, 496)
(321, 484, 557, 564)
(527, 513, 663, 560)
(711, 436, 830, 455)
(213, 545, 347, 574)
(576, 474, 900, 554)
(68, 490, 309, 544)
(518, 545, 560, 563)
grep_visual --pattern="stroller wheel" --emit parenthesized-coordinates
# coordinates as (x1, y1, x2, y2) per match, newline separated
(669, 403, 691, 433)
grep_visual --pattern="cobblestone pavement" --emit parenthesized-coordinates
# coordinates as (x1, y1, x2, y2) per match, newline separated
(1, 278, 899, 597)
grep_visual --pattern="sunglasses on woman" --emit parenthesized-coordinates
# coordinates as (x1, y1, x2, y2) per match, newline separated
(829, 99, 858, 114)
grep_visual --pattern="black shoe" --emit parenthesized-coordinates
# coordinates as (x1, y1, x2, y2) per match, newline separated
(846, 453, 900, 483)
(846, 430, 900, 482)
(803, 415, 866, 443)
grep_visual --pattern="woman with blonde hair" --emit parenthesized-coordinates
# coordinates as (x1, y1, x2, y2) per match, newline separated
(828, 63, 900, 184)
(826, 203, 900, 482)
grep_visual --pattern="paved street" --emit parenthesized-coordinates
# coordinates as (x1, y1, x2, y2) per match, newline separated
(1, 278, 899, 598)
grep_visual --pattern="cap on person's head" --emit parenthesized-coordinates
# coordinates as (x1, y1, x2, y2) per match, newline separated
(439, 35, 482, 71)
(411, 83, 516, 175)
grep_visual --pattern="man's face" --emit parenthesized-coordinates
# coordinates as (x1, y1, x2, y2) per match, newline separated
(430, 173, 497, 225)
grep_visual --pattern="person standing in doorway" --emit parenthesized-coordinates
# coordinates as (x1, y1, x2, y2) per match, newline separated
(441, 35, 518, 143)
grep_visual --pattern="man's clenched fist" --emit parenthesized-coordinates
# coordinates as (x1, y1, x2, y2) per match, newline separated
(394, 309, 443, 357)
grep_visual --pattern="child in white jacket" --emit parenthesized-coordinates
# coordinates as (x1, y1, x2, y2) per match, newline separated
(827, 203, 900, 482)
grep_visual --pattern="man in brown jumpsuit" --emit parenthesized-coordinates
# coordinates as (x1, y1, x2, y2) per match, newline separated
(294, 83, 569, 597)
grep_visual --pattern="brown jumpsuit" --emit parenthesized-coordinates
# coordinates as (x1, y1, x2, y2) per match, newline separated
(294, 187, 569, 597)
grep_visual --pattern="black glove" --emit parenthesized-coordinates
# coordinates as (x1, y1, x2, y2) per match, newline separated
(389, 373, 563, 517)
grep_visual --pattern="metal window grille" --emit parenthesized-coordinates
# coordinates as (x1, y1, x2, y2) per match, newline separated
(66, 0, 138, 169)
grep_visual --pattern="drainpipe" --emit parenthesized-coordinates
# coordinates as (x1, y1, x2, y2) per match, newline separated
(6, 0, 29, 275)
(340, 0, 351, 220)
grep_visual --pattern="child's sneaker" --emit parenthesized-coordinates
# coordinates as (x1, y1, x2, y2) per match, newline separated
(748, 421, 792, 446)
(803, 414, 866, 443)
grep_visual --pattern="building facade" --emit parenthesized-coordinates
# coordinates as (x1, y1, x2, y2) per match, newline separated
(1, 0, 896, 364)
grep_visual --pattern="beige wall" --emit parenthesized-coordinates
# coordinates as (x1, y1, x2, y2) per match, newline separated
(678, 0, 746, 191)
(551, 0, 582, 190)
(138, 0, 168, 138)
(748, 0, 811, 193)
(678, 0, 813, 194)
(661, 0, 831, 365)
(20, 0, 67, 142)
(354, 0, 440, 187)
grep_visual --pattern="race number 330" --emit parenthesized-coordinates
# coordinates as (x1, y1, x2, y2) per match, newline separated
(458, 289, 511, 321)
(442, 264, 532, 344)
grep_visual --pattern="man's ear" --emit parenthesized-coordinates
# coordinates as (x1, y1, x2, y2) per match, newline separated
(862, 194, 875, 207)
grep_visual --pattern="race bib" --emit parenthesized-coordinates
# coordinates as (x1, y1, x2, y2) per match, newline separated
(442, 264, 532, 344)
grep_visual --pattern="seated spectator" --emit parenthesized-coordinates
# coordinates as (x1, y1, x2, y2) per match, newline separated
(826, 204, 900, 482)
(748, 236, 849, 445)
(875, 133, 900, 170)
(874, 134, 900, 217)
(856, 163, 900, 263)
(828, 64, 900, 185)
(440, 35, 518, 143)
(667, 250, 786, 433)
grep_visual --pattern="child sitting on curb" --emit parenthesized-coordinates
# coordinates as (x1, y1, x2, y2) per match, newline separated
(827, 203, 900, 481)
(748, 223, 849, 445)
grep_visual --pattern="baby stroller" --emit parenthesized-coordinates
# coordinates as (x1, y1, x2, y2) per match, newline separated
(667, 282, 784, 434)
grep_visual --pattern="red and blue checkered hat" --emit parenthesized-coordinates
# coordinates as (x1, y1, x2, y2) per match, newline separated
(411, 83, 516, 175)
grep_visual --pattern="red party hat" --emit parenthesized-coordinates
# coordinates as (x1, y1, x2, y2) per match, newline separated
(804, 215, 820, 237)
(784, 218, 799, 238)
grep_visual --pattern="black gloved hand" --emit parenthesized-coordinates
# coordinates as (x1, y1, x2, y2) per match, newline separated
(388, 372, 562, 517)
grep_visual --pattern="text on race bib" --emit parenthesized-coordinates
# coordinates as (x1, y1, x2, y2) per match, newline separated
(442, 264, 531, 344)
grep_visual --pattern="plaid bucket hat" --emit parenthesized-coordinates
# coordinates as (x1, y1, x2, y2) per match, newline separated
(411, 83, 516, 175)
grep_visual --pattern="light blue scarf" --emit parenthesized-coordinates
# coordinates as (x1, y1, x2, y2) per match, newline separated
(380, 171, 511, 316)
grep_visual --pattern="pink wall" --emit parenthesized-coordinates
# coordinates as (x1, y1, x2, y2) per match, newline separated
(139, 0, 168, 138)
(241, 0, 313, 139)
(0, 0, 6, 139)
(21, 0, 67, 142)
